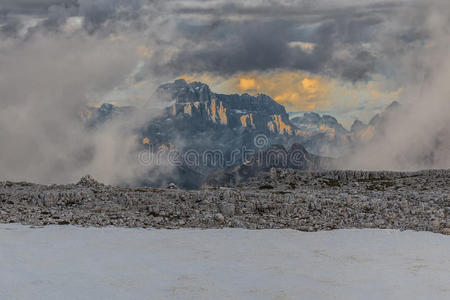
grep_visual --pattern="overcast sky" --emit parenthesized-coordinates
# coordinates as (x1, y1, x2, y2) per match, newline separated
(0, 0, 448, 183)
(0, 0, 448, 125)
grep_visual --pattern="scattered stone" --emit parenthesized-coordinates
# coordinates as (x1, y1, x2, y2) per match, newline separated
(77, 175, 101, 187)
(214, 213, 225, 223)
(259, 184, 274, 190)
(167, 183, 179, 189)
(442, 228, 450, 235)
(219, 203, 235, 217)
(0, 169, 448, 234)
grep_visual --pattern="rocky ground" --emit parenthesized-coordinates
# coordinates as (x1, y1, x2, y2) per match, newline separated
(0, 170, 449, 234)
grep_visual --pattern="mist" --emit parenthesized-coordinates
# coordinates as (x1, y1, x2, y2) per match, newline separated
(0, 29, 166, 184)
(0, 0, 448, 186)
(344, 1, 450, 170)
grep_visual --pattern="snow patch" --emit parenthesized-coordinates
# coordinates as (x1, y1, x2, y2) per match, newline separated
(1, 225, 449, 299)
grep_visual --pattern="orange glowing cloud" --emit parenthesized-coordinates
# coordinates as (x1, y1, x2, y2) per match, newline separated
(301, 77, 320, 94)
(178, 71, 331, 111)
(177, 71, 402, 120)
(233, 71, 331, 111)
(238, 77, 259, 90)
(178, 73, 214, 85)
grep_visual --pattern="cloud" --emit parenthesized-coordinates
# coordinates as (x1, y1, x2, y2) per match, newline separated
(0, 0, 448, 184)
(367, 81, 403, 100)
(289, 41, 315, 54)
(148, 0, 405, 82)
(178, 70, 404, 125)
(155, 17, 381, 82)
(0, 25, 172, 184)
(342, 1, 450, 169)
(1, 0, 439, 85)
(0, 0, 77, 15)
(235, 71, 331, 111)
(237, 77, 258, 91)
(0, 14, 23, 37)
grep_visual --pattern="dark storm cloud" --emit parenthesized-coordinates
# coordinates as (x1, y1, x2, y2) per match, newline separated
(0, 0, 78, 15)
(155, 2, 388, 82)
(159, 21, 301, 74)
(0, 0, 442, 83)
(78, 0, 145, 33)
(0, 15, 23, 37)
(174, 1, 400, 20)
(0, 0, 150, 36)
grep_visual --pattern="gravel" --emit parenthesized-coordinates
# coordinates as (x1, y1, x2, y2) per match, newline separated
(0, 170, 448, 234)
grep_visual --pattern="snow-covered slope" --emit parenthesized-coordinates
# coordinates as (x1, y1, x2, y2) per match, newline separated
(1, 225, 449, 299)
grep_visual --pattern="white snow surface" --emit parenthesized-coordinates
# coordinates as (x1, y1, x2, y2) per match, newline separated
(1, 224, 449, 300)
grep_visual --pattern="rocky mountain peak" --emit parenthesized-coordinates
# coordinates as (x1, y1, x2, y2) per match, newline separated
(321, 115, 339, 124)
(291, 111, 349, 137)
(351, 120, 368, 133)
(385, 101, 400, 111)
(155, 79, 296, 136)
(157, 79, 212, 103)
(369, 101, 401, 127)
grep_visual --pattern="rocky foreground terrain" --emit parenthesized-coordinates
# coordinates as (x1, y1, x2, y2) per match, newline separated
(0, 170, 449, 234)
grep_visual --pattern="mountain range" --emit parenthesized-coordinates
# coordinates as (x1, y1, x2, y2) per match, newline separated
(82, 79, 399, 188)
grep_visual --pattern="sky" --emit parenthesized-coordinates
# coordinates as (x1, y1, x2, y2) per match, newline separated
(0, 0, 445, 127)
(0, 0, 448, 183)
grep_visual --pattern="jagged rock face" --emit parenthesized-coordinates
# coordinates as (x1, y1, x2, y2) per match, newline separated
(85, 80, 358, 160)
(289, 102, 407, 157)
(290, 112, 351, 156)
(347, 101, 401, 145)
(83, 80, 375, 187)
(205, 143, 334, 186)
(156, 79, 295, 135)
(368, 101, 401, 133)
(157, 79, 212, 103)
(80, 103, 134, 127)
(350, 120, 368, 133)
(294, 102, 405, 156)
(291, 112, 349, 137)
(131, 80, 310, 188)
